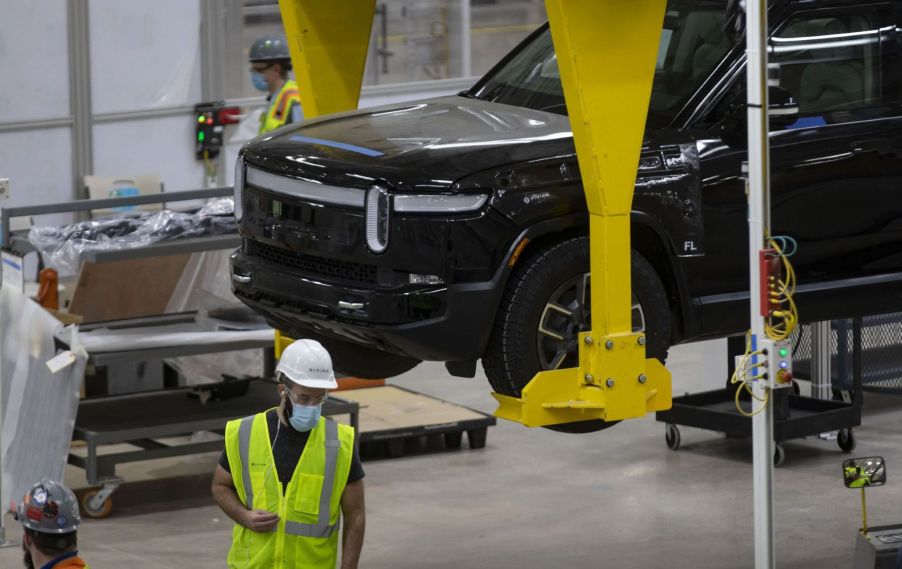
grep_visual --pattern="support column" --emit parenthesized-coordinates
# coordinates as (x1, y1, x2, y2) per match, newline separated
(745, 0, 776, 567)
(812, 321, 833, 399)
(68, 0, 94, 201)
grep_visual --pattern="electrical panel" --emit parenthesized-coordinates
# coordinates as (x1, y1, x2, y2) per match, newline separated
(760, 337, 794, 389)
(194, 101, 241, 160)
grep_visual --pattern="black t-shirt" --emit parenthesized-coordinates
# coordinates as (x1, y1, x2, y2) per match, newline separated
(219, 410, 364, 491)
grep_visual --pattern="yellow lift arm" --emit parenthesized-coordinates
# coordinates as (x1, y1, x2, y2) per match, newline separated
(493, 0, 672, 427)
(277, 0, 672, 427)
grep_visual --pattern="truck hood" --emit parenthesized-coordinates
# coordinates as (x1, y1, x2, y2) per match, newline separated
(242, 95, 575, 192)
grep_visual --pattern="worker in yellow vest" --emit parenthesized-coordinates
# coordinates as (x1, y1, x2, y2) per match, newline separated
(249, 35, 303, 134)
(213, 339, 365, 568)
(15, 479, 91, 569)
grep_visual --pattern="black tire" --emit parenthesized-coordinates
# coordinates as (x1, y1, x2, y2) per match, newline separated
(483, 236, 671, 433)
(284, 331, 420, 379)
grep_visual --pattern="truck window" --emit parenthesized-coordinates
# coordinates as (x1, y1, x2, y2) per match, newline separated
(771, 9, 896, 122)
(470, 0, 735, 128)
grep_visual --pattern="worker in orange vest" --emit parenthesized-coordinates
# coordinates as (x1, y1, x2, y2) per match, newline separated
(249, 35, 302, 134)
(15, 479, 90, 569)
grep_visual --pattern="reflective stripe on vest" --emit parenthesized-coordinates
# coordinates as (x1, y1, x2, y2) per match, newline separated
(259, 80, 301, 134)
(237, 416, 341, 537)
(238, 415, 255, 510)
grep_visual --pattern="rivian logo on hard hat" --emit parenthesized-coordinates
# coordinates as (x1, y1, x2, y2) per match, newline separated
(309, 367, 330, 374)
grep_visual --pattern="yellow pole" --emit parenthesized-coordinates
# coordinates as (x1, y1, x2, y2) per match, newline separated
(278, 0, 376, 119)
(274, 1, 376, 359)
(861, 488, 868, 535)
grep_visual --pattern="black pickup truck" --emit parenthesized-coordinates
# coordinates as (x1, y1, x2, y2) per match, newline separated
(232, 0, 902, 406)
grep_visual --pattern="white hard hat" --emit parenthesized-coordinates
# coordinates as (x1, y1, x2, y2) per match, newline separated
(276, 339, 338, 389)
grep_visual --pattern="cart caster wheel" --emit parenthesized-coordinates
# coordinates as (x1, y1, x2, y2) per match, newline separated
(838, 428, 856, 453)
(78, 489, 113, 519)
(665, 424, 681, 451)
(774, 444, 786, 468)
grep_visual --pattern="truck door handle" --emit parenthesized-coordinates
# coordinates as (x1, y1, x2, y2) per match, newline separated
(851, 139, 890, 155)
(338, 301, 365, 310)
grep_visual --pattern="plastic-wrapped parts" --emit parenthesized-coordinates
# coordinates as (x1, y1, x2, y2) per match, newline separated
(27, 198, 236, 273)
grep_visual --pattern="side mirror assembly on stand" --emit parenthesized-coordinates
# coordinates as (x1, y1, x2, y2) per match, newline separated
(844, 457, 902, 569)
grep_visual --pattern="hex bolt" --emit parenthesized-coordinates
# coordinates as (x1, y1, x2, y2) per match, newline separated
(584, 373, 594, 383)
(606, 378, 615, 388)
(605, 340, 615, 350)
(638, 374, 648, 384)
(584, 336, 594, 345)
(637, 336, 647, 346)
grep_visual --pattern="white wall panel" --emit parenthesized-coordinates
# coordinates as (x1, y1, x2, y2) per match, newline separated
(93, 116, 205, 193)
(0, 0, 69, 122)
(0, 127, 74, 227)
(89, 0, 202, 114)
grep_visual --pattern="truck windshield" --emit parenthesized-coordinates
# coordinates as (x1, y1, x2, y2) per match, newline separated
(469, 1, 734, 128)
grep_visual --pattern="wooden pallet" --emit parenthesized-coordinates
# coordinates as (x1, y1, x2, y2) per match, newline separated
(333, 385, 496, 459)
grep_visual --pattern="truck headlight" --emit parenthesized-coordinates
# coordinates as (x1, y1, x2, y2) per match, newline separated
(234, 158, 245, 222)
(393, 194, 488, 213)
(366, 184, 390, 253)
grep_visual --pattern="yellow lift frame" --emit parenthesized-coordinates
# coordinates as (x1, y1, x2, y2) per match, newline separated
(276, 0, 672, 427)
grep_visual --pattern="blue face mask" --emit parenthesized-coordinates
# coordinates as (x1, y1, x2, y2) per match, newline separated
(250, 71, 268, 92)
(286, 396, 322, 432)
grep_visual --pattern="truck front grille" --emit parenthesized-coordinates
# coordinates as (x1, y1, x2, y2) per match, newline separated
(248, 241, 379, 285)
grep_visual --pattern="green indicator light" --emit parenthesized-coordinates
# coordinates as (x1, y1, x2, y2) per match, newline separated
(779, 348, 788, 357)
(198, 131, 205, 142)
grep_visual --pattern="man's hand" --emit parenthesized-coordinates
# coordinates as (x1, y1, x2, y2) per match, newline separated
(242, 509, 280, 532)
(212, 465, 280, 533)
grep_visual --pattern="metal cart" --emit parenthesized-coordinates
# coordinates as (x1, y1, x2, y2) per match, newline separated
(656, 319, 864, 466)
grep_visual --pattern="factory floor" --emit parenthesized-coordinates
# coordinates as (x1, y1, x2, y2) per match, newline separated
(2, 341, 901, 568)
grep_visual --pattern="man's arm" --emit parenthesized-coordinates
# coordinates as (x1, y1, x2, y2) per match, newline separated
(339, 479, 366, 569)
(212, 464, 279, 532)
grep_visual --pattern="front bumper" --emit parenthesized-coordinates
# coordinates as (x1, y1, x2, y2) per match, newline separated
(231, 250, 504, 362)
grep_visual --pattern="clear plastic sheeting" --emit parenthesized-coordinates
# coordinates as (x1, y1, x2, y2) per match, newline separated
(27, 199, 236, 273)
(166, 349, 265, 387)
(0, 285, 87, 514)
(167, 250, 244, 314)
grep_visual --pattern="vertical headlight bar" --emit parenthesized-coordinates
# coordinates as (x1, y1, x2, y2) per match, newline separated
(366, 184, 390, 253)
(233, 158, 245, 222)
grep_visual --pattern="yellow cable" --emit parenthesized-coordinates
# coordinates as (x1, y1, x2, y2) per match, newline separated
(735, 380, 770, 417)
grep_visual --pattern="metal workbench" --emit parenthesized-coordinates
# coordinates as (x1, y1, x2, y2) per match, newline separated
(1, 186, 235, 255)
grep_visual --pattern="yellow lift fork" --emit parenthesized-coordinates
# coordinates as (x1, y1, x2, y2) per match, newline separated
(277, 0, 672, 427)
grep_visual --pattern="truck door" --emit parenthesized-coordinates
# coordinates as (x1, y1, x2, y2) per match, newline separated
(690, 4, 902, 330)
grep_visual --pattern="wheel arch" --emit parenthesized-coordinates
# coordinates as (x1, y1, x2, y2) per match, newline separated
(489, 212, 694, 349)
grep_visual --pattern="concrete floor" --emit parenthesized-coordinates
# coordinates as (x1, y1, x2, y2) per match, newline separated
(2, 341, 901, 568)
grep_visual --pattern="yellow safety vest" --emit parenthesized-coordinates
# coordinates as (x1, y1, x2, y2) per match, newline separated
(259, 80, 301, 134)
(225, 411, 354, 568)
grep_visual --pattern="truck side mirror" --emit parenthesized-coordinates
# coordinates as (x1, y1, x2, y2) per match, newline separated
(768, 85, 799, 127)
(719, 85, 799, 135)
(843, 456, 886, 489)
